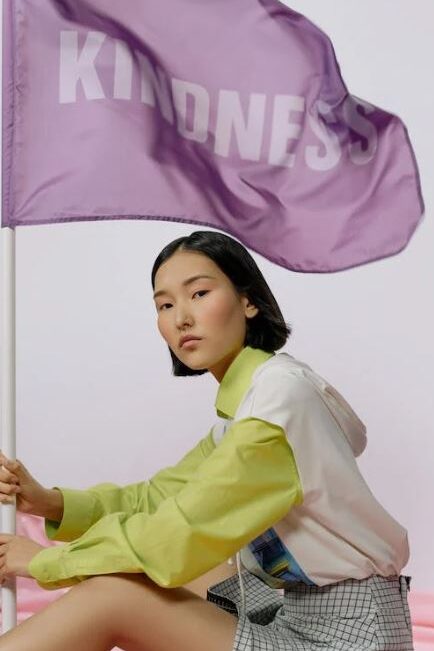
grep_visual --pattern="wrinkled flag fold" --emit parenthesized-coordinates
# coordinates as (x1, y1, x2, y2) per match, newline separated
(2, 0, 424, 271)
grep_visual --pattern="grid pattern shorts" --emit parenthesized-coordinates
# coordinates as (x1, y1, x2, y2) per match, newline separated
(206, 571, 414, 651)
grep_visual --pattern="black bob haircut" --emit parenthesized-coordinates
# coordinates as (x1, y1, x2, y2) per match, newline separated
(151, 230, 292, 376)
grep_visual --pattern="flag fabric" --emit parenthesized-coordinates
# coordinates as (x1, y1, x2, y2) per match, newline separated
(2, 0, 424, 272)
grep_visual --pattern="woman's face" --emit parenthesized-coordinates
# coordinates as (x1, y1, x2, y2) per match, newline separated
(153, 249, 258, 382)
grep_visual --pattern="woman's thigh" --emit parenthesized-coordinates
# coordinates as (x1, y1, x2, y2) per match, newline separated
(184, 560, 239, 599)
(86, 573, 239, 651)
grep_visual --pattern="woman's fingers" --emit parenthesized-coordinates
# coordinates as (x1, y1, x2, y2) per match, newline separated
(0, 547, 7, 584)
(0, 481, 19, 495)
(0, 453, 22, 495)
(0, 496, 15, 504)
(0, 452, 21, 472)
(0, 451, 12, 466)
(0, 456, 20, 474)
(0, 481, 20, 503)
(0, 479, 20, 503)
(0, 467, 19, 483)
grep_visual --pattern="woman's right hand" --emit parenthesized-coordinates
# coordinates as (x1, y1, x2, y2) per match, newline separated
(0, 451, 49, 516)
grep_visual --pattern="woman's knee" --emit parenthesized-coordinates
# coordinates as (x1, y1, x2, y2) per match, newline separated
(67, 575, 138, 643)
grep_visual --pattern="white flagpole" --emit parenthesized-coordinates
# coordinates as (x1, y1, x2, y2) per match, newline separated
(1, 0, 18, 631)
(1, 226, 17, 631)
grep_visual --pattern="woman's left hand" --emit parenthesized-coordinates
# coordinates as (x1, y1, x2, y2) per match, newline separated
(0, 533, 45, 582)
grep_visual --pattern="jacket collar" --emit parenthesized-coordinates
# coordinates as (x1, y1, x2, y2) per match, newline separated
(215, 346, 274, 419)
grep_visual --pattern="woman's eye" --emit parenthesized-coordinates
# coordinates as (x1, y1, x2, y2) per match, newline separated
(158, 291, 208, 311)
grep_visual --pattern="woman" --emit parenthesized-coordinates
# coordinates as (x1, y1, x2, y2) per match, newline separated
(0, 230, 414, 650)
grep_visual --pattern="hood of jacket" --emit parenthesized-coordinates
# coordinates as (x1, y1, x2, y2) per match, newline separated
(283, 353, 367, 457)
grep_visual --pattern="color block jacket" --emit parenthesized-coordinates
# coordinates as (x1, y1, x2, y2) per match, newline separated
(28, 346, 409, 608)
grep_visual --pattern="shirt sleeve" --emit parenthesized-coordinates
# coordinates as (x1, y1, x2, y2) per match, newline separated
(44, 427, 217, 542)
(28, 417, 303, 591)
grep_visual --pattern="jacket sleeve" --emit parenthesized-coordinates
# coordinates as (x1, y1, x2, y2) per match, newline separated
(44, 427, 217, 543)
(28, 417, 303, 590)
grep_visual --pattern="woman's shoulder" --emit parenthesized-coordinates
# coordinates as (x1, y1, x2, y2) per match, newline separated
(250, 351, 319, 401)
(247, 350, 367, 457)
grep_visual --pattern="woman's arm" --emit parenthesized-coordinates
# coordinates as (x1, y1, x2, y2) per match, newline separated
(44, 427, 216, 542)
(36, 488, 64, 522)
(28, 417, 303, 590)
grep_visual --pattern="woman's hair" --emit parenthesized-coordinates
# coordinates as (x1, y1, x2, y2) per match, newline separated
(151, 230, 292, 376)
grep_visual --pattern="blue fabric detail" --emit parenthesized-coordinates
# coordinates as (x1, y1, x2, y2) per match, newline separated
(248, 527, 316, 585)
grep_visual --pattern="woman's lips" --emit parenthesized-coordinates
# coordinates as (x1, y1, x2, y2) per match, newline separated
(181, 338, 202, 349)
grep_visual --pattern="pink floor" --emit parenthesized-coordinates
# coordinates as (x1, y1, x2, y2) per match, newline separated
(0, 514, 432, 650)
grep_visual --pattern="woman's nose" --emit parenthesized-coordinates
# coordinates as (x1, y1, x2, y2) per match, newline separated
(174, 304, 193, 328)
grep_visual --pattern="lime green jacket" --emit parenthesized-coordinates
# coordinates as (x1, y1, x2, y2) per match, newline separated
(28, 347, 303, 590)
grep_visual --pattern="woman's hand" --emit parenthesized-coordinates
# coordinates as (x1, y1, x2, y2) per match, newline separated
(0, 451, 52, 516)
(0, 534, 46, 583)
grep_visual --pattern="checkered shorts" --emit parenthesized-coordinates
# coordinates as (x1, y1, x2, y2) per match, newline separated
(206, 571, 414, 650)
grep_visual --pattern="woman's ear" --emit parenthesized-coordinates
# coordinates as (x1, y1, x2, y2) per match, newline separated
(242, 296, 259, 319)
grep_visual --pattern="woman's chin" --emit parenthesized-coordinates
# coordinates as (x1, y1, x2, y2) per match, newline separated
(184, 358, 208, 371)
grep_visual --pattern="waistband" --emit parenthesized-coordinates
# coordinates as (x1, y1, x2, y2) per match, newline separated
(282, 575, 412, 617)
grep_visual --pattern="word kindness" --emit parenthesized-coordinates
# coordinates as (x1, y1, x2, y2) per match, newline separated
(59, 31, 378, 170)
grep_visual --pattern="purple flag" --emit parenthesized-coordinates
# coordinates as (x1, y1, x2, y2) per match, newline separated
(2, 0, 424, 272)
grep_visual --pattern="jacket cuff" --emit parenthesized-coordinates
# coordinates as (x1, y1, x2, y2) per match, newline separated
(28, 544, 86, 590)
(44, 487, 98, 542)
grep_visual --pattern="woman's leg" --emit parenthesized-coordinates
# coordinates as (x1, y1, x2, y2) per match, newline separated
(0, 573, 239, 651)
(185, 559, 238, 599)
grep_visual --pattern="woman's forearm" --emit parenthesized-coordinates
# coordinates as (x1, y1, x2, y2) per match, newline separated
(34, 487, 64, 522)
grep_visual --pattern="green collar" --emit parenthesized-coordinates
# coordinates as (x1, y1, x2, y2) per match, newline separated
(215, 346, 275, 419)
